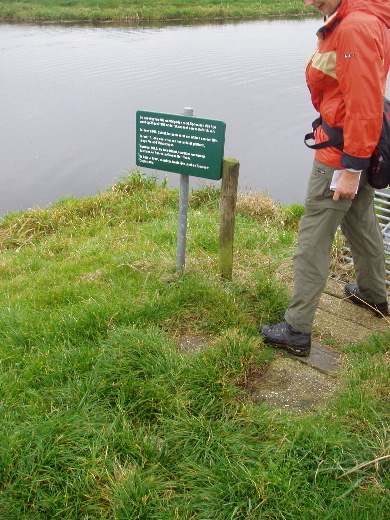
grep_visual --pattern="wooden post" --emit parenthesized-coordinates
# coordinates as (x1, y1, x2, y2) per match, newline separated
(219, 158, 240, 279)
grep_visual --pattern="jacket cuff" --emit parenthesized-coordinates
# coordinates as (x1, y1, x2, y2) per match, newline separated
(341, 152, 371, 171)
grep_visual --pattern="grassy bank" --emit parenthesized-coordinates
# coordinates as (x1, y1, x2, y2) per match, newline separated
(0, 171, 388, 519)
(0, 0, 316, 23)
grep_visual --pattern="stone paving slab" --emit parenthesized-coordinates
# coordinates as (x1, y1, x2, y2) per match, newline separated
(314, 284, 389, 345)
(248, 355, 337, 412)
(297, 342, 342, 374)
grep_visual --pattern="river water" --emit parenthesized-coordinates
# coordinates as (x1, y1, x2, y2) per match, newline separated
(1, 18, 324, 215)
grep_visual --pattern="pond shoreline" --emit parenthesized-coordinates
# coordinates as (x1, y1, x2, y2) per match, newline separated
(1, 13, 318, 25)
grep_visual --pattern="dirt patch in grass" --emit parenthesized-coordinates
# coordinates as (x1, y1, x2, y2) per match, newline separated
(177, 333, 213, 353)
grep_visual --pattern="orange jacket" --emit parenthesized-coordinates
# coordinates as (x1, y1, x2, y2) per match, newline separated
(306, 0, 390, 170)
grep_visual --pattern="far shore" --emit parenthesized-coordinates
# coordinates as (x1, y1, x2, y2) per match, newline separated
(0, 0, 318, 23)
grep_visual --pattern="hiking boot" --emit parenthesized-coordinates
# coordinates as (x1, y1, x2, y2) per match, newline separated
(345, 284, 389, 317)
(260, 321, 311, 357)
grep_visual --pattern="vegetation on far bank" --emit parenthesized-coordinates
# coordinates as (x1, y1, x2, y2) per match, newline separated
(0, 171, 388, 518)
(0, 0, 319, 23)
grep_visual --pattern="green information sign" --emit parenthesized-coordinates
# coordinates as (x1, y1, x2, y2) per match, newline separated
(136, 111, 226, 180)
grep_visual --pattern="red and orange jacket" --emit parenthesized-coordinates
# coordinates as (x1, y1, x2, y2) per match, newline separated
(306, 0, 390, 170)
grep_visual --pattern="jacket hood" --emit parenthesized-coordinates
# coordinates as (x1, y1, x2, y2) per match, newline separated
(338, 0, 390, 28)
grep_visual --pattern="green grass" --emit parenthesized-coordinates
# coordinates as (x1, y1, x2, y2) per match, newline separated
(0, 171, 388, 518)
(0, 0, 317, 22)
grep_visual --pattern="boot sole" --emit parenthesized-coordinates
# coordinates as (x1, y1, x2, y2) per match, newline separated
(264, 338, 311, 358)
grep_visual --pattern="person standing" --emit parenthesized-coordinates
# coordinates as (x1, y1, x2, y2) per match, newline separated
(260, 0, 390, 357)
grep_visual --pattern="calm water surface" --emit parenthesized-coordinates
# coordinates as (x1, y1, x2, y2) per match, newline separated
(0, 19, 323, 215)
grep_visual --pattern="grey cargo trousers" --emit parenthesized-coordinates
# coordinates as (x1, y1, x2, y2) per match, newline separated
(285, 159, 388, 334)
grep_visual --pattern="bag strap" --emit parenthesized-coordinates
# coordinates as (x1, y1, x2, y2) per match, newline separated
(304, 117, 344, 151)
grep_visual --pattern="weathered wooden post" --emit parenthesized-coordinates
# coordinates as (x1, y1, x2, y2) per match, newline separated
(219, 158, 240, 279)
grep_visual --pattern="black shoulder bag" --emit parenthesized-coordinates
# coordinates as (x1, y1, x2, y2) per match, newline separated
(304, 98, 390, 189)
(367, 97, 390, 189)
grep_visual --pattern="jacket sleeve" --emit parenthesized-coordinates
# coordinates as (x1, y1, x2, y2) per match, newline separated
(336, 15, 386, 170)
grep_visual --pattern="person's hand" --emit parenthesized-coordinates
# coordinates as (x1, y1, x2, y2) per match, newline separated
(333, 170, 360, 201)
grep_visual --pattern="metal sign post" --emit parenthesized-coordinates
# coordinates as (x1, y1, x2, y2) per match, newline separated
(176, 107, 193, 271)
